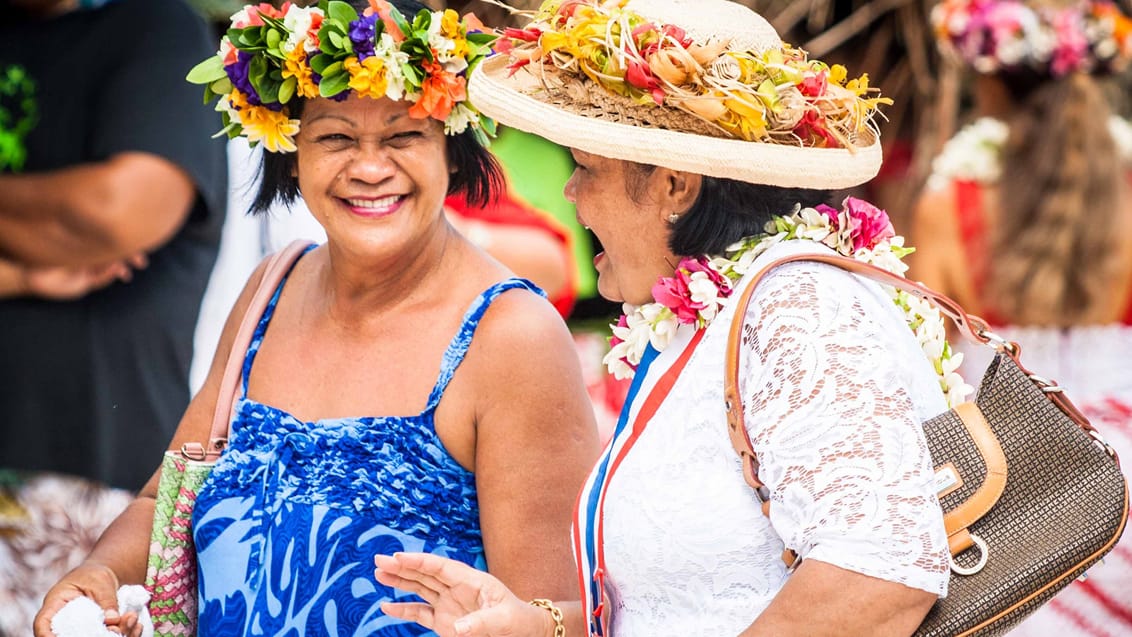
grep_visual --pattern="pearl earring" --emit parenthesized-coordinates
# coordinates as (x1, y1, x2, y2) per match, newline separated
(668, 213, 680, 224)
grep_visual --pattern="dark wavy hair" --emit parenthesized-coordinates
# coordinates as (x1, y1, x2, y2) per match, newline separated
(624, 164, 830, 256)
(249, 0, 501, 214)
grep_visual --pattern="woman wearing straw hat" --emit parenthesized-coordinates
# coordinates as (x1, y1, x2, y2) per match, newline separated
(32, 1, 599, 635)
(374, 0, 963, 635)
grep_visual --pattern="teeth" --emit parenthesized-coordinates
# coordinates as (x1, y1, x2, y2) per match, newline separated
(346, 195, 401, 209)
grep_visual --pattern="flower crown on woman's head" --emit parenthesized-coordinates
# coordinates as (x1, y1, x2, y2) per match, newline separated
(186, 0, 498, 153)
(492, 0, 891, 150)
(932, 0, 1132, 77)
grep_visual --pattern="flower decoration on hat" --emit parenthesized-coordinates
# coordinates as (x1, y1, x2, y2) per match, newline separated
(932, 0, 1132, 77)
(186, 0, 498, 153)
(492, 0, 891, 149)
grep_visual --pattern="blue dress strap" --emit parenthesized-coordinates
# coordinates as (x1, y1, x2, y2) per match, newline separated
(240, 244, 318, 397)
(424, 277, 545, 411)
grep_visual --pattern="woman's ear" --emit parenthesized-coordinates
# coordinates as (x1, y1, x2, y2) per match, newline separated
(654, 168, 702, 224)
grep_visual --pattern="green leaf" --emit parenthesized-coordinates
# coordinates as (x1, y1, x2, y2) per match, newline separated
(328, 31, 343, 49)
(257, 79, 280, 104)
(400, 62, 421, 85)
(266, 29, 281, 50)
(322, 61, 344, 77)
(209, 77, 233, 95)
(249, 54, 269, 86)
(279, 76, 297, 104)
(186, 56, 227, 84)
(327, 1, 359, 26)
(466, 32, 497, 46)
(319, 72, 350, 97)
(390, 6, 412, 36)
(310, 54, 334, 74)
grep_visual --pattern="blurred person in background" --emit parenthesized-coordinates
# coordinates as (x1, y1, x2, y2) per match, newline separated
(0, 0, 226, 632)
(913, 1, 1132, 634)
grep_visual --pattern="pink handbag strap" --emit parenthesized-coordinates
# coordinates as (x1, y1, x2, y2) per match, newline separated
(193, 240, 314, 458)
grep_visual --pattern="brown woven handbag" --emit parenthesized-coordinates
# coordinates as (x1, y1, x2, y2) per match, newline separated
(723, 253, 1129, 637)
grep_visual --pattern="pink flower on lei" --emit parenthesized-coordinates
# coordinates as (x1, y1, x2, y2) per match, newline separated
(651, 256, 732, 325)
(1050, 9, 1089, 76)
(815, 196, 896, 252)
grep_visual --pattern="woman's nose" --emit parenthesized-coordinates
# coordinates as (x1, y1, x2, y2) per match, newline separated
(346, 144, 396, 183)
(563, 171, 578, 204)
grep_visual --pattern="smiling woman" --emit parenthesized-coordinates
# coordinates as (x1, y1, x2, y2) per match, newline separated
(32, 1, 600, 636)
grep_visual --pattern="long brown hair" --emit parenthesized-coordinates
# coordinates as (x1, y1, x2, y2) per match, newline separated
(990, 71, 1123, 326)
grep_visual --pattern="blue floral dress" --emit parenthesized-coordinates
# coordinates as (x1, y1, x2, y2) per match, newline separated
(192, 249, 542, 636)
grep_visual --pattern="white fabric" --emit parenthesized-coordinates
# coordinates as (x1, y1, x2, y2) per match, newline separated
(599, 241, 950, 636)
(51, 585, 152, 637)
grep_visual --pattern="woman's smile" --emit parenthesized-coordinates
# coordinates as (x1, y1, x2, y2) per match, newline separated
(340, 194, 407, 219)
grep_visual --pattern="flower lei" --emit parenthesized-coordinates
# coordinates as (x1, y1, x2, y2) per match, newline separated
(927, 115, 1132, 189)
(932, 0, 1132, 77)
(186, 0, 498, 153)
(495, 0, 890, 148)
(604, 197, 975, 408)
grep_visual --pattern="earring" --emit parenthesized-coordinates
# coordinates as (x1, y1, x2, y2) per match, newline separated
(668, 213, 681, 224)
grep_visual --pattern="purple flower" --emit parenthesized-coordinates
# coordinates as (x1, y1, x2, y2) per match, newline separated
(226, 50, 262, 105)
(349, 13, 379, 61)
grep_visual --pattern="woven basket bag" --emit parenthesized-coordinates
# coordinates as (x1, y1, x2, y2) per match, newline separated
(143, 241, 312, 637)
(723, 253, 1129, 637)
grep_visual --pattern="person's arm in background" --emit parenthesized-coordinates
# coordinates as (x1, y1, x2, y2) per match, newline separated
(0, 152, 195, 267)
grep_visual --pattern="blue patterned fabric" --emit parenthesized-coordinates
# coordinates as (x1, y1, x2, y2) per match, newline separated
(192, 249, 543, 636)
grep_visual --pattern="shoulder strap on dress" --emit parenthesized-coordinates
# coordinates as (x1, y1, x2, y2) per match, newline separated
(424, 277, 544, 411)
(205, 241, 315, 448)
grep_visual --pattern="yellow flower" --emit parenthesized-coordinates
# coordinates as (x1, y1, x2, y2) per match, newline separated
(440, 9, 461, 39)
(345, 55, 389, 100)
(239, 105, 301, 155)
(283, 47, 319, 99)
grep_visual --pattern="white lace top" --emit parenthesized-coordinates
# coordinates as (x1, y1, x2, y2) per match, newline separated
(600, 241, 951, 636)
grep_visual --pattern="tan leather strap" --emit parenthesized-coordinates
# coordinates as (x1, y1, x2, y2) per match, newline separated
(184, 240, 313, 460)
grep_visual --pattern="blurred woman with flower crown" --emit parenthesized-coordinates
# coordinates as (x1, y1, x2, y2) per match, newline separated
(369, 0, 969, 635)
(32, 1, 599, 635)
(914, 3, 1132, 633)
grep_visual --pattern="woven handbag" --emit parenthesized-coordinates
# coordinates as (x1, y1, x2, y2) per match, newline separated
(143, 240, 312, 637)
(723, 253, 1129, 637)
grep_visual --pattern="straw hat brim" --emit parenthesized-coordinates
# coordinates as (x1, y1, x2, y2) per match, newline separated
(470, 55, 883, 189)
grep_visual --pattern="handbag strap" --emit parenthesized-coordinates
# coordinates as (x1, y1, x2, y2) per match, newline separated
(182, 240, 314, 460)
(721, 253, 1101, 568)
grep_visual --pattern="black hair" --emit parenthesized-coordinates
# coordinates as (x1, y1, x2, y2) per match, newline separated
(249, 0, 502, 214)
(623, 164, 830, 256)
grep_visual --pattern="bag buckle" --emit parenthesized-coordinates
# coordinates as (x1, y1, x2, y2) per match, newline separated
(950, 533, 989, 576)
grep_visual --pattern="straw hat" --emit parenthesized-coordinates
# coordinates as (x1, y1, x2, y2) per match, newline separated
(470, 0, 885, 189)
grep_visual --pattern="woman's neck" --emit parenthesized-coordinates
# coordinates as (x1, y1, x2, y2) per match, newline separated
(318, 222, 465, 327)
(973, 74, 1018, 121)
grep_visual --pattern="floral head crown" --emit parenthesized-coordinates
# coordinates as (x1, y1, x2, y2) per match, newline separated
(932, 0, 1132, 77)
(187, 0, 498, 153)
(493, 0, 891, 150)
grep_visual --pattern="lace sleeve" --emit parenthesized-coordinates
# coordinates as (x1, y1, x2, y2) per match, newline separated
(740, 260, 950, 596)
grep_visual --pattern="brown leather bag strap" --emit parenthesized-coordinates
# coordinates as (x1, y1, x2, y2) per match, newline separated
(202, 240, 314, 452)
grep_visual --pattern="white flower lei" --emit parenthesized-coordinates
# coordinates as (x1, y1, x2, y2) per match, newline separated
(603, 204, 975, 408)
(928, 115, 1132, 189)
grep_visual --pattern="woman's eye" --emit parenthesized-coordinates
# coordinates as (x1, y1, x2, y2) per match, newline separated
(316, 134, 352, 144)
(388, 131, 423, 144)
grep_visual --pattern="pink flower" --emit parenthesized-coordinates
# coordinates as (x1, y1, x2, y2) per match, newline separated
(652, 274, 697, 323)
(799, 70, 828, 97)
(608, 315, 628, 350)
(1050, 9, 1089, 76)
(625, 58, 665, 105)
(682, 256, 731, 292)
(814, 203, 840, 226)
(843, 197, 895, 251)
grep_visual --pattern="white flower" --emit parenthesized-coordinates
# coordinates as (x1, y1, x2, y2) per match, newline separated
(375, 33, 410, 101)
(428, 11, 460, 63)
(445, 103, 478, 135)
(282, 6, 320, 54)
(229, 6, 257, 27)
(602, 344, 636, 380)
(648, 314, 679, 351)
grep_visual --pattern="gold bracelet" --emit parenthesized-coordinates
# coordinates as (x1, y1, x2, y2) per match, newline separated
(529, 598, 566, 637)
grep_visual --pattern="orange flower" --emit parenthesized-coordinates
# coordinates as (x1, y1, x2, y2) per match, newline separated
(283, 48, 320, 99)
(368, 0, 406, 43)
(409, 59, 466, 122)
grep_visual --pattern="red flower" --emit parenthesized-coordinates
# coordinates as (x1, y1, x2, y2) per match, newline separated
(793, 110, 839, 148)
(799, 70, 828, 97)
(625, 58, 665, 105)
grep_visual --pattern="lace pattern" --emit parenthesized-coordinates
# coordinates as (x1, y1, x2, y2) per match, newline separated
(600, 242, 949, 636)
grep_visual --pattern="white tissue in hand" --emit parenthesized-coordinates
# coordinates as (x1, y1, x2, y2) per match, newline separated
(50, 596, 114, 637)
(50, 586, 153, 637)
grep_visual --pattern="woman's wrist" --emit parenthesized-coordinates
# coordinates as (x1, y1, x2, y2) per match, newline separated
(528, 599, 565, 637)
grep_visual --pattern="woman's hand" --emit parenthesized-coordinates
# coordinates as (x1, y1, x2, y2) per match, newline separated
(32, 562, 142, 636)
(375, 553, 554, 637)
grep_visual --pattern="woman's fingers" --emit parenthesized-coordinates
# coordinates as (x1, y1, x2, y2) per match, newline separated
(380, 602, 436, 631)
(374, 567, 443, 605)
(376, 553, 492, 611)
